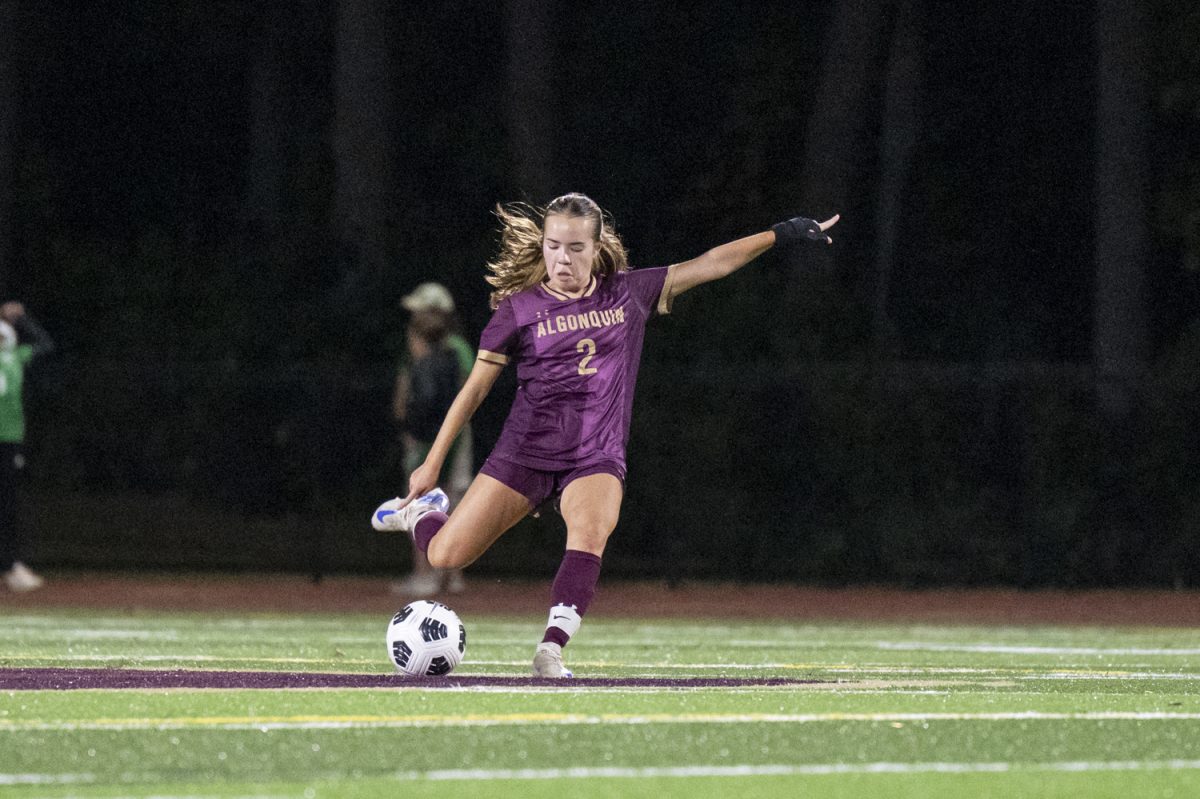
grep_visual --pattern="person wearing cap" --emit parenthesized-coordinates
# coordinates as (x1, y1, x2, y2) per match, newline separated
(387, 283, 474, 595)
(0, 301, 55, 592)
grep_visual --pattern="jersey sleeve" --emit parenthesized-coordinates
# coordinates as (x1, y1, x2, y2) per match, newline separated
(624, 265, 677, 316)
(477, 299, 518, 365)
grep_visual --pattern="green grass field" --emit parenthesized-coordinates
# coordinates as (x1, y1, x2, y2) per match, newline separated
(2, 606, 1199, 798)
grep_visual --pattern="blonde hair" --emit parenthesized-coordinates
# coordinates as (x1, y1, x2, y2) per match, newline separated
(485, 193, 629, 308)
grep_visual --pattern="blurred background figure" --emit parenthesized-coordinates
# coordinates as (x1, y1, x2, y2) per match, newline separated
(0, 302, 55, 592)
(389, 282, 474, 595)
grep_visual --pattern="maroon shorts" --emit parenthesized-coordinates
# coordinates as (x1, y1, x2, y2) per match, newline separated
(479, 455, 625, 513)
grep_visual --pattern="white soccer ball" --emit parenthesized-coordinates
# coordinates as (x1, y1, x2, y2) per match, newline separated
(386, 600, 466, 677)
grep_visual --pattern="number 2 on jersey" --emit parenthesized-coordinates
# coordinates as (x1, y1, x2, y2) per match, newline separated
(576, 338, 598, 375)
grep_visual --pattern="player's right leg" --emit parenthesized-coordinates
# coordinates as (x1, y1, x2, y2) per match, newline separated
(423, 473, 531, 570)
(532, 471, 623, 677)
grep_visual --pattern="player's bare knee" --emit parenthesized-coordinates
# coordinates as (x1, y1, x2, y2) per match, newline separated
(567, 521, 614, 554)
(426, 540, 469, 571)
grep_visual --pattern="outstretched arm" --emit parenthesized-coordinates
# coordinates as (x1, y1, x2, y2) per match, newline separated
(1, 301, 55, 358)
(669, 214, 840, 299)
(401, 357, 504, 504)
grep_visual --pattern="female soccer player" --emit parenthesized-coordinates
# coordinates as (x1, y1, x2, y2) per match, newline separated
(373, 193, 838, 676)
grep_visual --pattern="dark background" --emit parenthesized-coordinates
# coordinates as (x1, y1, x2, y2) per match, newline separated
(1, 1, 1197, 586)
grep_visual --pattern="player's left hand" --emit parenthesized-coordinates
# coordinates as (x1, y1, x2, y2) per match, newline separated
(401, 459, 441, 508)
(772, 213, 840, 246)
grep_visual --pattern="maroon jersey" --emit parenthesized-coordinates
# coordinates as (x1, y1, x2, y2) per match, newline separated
(478, 266, 676, 471)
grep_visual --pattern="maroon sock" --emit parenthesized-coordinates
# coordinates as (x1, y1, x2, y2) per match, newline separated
(541, 549, 602, 647)
(413, 512, 448, 553)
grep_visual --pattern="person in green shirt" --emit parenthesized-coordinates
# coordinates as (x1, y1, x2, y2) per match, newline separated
(386, 283, 474, 595)
(0, 301, 54, 592)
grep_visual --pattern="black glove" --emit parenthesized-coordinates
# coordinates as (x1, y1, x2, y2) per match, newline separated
(771, 216, 827, 246)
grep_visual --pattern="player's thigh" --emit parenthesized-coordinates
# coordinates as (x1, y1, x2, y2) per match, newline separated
(426, 473, 531, 569)
(559, 473, 624, 556)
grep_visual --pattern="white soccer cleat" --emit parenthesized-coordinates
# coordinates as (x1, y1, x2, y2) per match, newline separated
(532, 642, 573, 678)
(371, 488, 450, 534)
(2, 562, 45, 593)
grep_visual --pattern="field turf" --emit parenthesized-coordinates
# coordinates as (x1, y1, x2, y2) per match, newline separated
(1, 606, 1199, 797)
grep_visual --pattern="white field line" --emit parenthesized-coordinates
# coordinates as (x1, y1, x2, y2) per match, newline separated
(1028, 672, 1200, 681)
(716, 640, 1200, 655)
(11, 629, 182, 641)
(7, 760, 1200, 786)
(467, 660, 1200, 680)
(408, 760, 1200, 780)
(469, 659, 1200, 675)
(5, 710, 1200, 733)
(0, 654, 375, 664)
(0, 770, 291, 799)
(0, 772, 95, 785)
(874, 642, 1200, 656)
(1, 615, 361, 630)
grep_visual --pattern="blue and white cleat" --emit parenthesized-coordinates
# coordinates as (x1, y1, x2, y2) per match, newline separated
(532, 642, 573, 678)
(371, 488, 450, 535)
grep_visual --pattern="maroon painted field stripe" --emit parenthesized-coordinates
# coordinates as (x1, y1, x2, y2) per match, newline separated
(0, 667, 819, 691)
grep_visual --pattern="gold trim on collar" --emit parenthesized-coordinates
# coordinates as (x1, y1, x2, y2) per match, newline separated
(541, 274, 597, 301)
(540, 282, 569, 300)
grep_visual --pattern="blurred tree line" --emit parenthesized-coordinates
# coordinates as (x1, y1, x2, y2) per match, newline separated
(0, 1, 1196, 584)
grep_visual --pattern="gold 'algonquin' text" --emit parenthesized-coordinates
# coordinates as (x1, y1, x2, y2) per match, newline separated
(536, 306, 626, 338)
